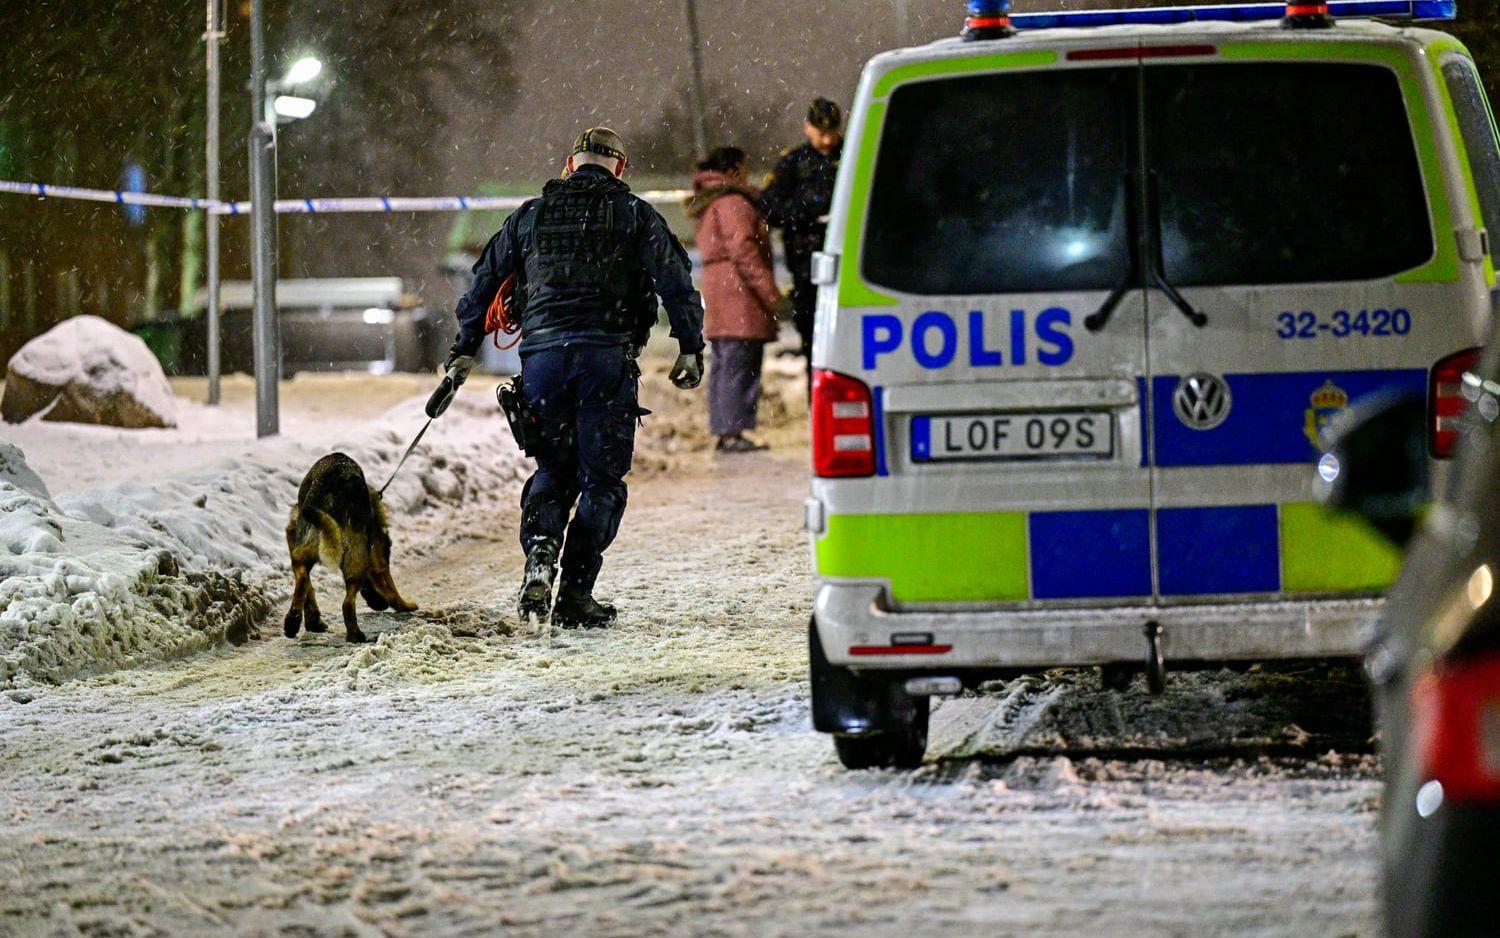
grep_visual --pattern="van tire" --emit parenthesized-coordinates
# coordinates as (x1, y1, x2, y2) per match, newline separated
(810, 619, 929, 769)
(833, 711, 929, 770)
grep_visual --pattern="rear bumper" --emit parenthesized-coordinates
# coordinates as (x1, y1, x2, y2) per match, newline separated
(814, 581, 1382, 670)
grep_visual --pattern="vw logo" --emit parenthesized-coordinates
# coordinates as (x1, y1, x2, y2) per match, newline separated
(1173, 373, 1231, 430)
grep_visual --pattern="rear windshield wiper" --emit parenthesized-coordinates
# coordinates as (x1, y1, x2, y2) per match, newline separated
(1151, 268, 1207, 328)
(1085, 277, 1134, 333)
(1087, 171, 1209, 332)
(1086, 171, 1142, 334)
(1146, 171, 1207, 328)
(1089, 267, 1204, 331)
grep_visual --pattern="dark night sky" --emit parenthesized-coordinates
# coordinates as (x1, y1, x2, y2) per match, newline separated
(436, 0, 1133, 187)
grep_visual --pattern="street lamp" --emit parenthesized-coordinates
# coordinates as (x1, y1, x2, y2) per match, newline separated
(272, 95, 317, 120)
(271, 56, 323, 121)
(247, 4, 325, 438)
(283, 56, 323, 86)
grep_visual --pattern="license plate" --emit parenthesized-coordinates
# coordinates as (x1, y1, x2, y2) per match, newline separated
(911, 411, 1113, 462)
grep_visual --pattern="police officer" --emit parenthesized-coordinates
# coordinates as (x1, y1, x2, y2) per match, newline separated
(442, 128, 705, 628)
(762, 97, 843, 375)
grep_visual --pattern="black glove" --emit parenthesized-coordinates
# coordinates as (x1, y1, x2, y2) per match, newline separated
(444, 353, 476, 387)
(670, 351, 704, 390)
(427, 354, 475, 419)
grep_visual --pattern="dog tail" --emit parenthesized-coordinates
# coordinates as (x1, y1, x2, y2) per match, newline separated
(302, 508, 344, 567)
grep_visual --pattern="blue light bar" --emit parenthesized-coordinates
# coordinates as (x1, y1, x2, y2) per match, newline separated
(1009, 1, 1456, 30)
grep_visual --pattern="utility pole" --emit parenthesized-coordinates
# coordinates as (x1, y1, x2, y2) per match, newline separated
(204, 0, 223, 405)
(248, 0, 279, 437)
(683, 0, 709, 158)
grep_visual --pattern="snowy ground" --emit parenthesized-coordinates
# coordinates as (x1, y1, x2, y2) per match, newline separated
(0, 366, 1380, 935)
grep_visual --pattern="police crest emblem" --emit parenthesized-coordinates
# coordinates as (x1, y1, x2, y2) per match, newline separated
(1303, 379, 1349, 451)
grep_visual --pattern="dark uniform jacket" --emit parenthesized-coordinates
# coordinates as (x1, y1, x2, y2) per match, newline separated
(452, 165, 705, 357)
(761, 141, 843, 276)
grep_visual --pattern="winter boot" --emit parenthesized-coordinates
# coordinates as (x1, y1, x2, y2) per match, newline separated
(552, 587, 617, 629)
(516, 539, 560, 622)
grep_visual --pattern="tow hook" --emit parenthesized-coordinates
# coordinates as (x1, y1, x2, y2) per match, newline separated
(1144, 620, 1167, 695)
(1098, 622, 1167, 694)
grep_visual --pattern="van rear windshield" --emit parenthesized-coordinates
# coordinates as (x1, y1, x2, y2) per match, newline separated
(862, 62, 1432, 296)
(862, 69, 1134, 296)
(1148, 63, 1432, 287)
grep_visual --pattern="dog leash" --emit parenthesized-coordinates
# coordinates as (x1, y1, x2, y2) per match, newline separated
(378, 369, 461, 496)
(378, 417, 435, 496)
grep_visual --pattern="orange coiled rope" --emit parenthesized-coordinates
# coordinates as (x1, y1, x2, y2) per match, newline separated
(484, 272, 521, 350)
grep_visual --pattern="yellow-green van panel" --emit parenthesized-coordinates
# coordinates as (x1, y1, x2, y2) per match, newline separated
(1425, 36, 1498, 287)
(816, 511, 1029, 602)
(1280, 502, 1404, 594)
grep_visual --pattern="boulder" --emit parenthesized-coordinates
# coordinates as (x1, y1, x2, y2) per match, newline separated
(2, 316, 178, 428)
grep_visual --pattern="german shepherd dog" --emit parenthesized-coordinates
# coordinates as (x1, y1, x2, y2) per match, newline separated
(284, 453, 416, 643)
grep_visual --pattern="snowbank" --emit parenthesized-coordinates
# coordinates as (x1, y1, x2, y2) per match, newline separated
(0, 477, 62, 557)
(0, 389, 526, 688)
(0, 449, 228, 687)
(0, 441, 50, 499)
(2, 315, 178, 428)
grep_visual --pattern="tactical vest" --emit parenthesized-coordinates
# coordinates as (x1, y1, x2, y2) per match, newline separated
(520, 187, 638, 335)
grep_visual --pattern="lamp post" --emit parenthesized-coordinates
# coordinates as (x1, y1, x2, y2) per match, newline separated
(248, 0, 276, 437)
(247, 0, 322, 438)
(204, 0, 223, 405)
(682, 0, 708, 158)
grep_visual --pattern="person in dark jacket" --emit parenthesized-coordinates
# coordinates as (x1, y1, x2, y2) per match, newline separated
(762, 97, 843, 375)
(685, 147, 782, 453)
(441, 127, 706, 628)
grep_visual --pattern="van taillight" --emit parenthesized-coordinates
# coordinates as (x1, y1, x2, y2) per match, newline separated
(1414, 647, 1500, 807)
(1432, 347, 1482, 457)
(812, 369, 876, 478)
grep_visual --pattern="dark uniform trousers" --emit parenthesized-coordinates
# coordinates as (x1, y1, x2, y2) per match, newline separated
(787, 256, 816, 364)
(519, 343, 638, 594)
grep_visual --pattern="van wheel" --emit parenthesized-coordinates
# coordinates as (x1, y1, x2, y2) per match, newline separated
(810, 618, 930, 769)
(833, 707, 929, 769)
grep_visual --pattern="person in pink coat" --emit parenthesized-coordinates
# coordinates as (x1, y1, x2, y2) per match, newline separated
(684, 147, 784, 452)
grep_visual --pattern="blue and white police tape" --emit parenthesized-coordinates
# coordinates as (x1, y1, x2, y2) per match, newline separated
(0, 179, 214, 210)
(0, 179, 691, 214)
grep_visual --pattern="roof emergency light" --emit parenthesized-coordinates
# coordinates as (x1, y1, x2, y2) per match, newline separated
(1282, 1, 1334, 27)
(962, 0, 1015, 41)
(999, 0, 1455, 32)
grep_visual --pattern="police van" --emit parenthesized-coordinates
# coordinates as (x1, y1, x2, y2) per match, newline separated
(805, 0, 1500, 767)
